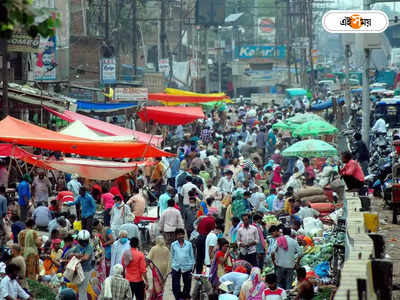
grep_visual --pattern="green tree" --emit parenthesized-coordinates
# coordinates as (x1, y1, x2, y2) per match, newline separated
(0, 0, 59, 39)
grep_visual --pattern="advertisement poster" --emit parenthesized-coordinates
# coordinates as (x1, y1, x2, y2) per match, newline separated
(33, 36, 57, 81)
(258, 17, 275, 43)
(158, 58, 170, 76)
(8, 32, 40, 53)
(101, 57, 116, 84)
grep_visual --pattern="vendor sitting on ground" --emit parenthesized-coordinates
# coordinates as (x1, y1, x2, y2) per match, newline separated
(339, 151, 365, 191)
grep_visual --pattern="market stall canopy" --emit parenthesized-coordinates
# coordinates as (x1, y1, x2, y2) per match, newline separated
(138, 106, 205, 125)
(282, 139, 337, 158)
(43, 158, 156, 180)
(292, 120, 338, 137)
(60, 121, 135, 141)
(76, 100, 137, 113)
(272, 121, 299, 131)
(0, 144, 49, 169)
(286, 113, 324, 124)
(44, 107, 162, 146)
(286, 88, 307, 98)
(0, 117, 173, 158)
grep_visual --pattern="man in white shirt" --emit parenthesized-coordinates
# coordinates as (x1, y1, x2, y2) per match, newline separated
(372, 117, 387, 134)
(272, 191, 285, 212)
(180, 176, 202, 206)
(0, 263, 31, 300)
(295, 202, 320, 220)
(205, 225, 223, 267)
(217, 170, 235, 197)
(236, 213, 259, 266)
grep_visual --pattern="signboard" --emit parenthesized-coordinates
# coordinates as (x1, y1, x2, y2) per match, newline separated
(391, 48, 400, 66)
(258, 17, 275, 43)
(101, 57, 116, 84)
(115, 87, 148, 101)
(8, 33, 40, 53)
(158, 58, 170, 76)
(33, 36, 57, 81)
(237, 45, 286, 59)
(144, 73, 165, 93)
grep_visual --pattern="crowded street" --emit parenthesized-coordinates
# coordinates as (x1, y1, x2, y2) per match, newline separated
(1, 0, 400, 300)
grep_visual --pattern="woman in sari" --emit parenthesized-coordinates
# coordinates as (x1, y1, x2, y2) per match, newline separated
(210, 238, 233, 288)
(21, 219, 41, 280)
(271, 165, 282, 189)
(147, 235, 170, 278)
(239, 267, 265, 300)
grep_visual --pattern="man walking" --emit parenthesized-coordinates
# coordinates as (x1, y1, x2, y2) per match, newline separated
(0, 186, 7, 246)
(122, 237, 148, 300)
(159, 199, 184, 247)
(170, 228, 195, 300)
(271, 227, 302, 290)
(17, 174, 31, 222)
(236, 213, 259, 266)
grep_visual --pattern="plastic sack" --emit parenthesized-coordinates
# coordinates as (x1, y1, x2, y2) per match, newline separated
(303, 217, 323, 236)
(314, 261, 330, 278)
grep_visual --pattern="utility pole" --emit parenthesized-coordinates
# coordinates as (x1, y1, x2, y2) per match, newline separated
(217, 27, 222, 92)
(178, 0, 183, 60)
(160, 0, 167, 59)
(1, 39, 8, 117)
(105, 0, 109, 42)
(362, 0, 370, 144)
(205, 26, 210, 93)
(344, 44, 351, 114)
(362, 48, 371, 144)
(132, 0, 137, 75)
(286, 0, 292, 86)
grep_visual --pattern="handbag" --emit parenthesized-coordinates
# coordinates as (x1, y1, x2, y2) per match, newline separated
(71, 262, 85, 285)
(63, 256, 80, 281)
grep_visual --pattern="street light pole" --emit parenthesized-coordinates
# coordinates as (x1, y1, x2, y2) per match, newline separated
(1, 39, 8, 118)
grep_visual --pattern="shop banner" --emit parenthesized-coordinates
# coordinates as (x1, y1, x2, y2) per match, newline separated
(33, 36, 57, 81)
(258, 17, 275, 42)
(101, 57, 116, 84)
(9, 33, 40, 53)
(237, 45, 286, 59)
(114, 87, 148, 101)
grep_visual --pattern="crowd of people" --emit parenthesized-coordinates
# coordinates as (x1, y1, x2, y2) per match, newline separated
(0, 100, 368, 300)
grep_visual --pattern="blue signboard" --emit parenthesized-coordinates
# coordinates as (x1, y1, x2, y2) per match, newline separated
(237, 45, 286, 59)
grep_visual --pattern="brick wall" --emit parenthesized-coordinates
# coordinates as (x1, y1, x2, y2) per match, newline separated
(69, 36, 102, 82)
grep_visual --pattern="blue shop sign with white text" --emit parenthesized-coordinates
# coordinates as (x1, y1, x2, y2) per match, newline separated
(237, 45, 286, 59)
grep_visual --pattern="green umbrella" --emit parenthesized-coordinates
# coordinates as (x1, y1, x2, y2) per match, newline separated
(282, 139, 337, 158)
(292, 120, 338, 137)
(272, 121, 291, 130)
(395, 89, 400, 96)
(286, 113, 324, 124)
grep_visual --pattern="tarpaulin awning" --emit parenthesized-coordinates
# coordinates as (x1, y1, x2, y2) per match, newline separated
(60, 121, 136, 141)
(0, 116, 173, 158)
(137, 106, 205, 125)
(0, 144, 49, 169)
(77, 100, 137, 113)
(42, 158, 156, 180)
(44, 107, 162, 146)
(148, 93, 226, 104)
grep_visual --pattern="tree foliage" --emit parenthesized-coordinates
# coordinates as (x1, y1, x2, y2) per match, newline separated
(0, 0, 60, 39)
